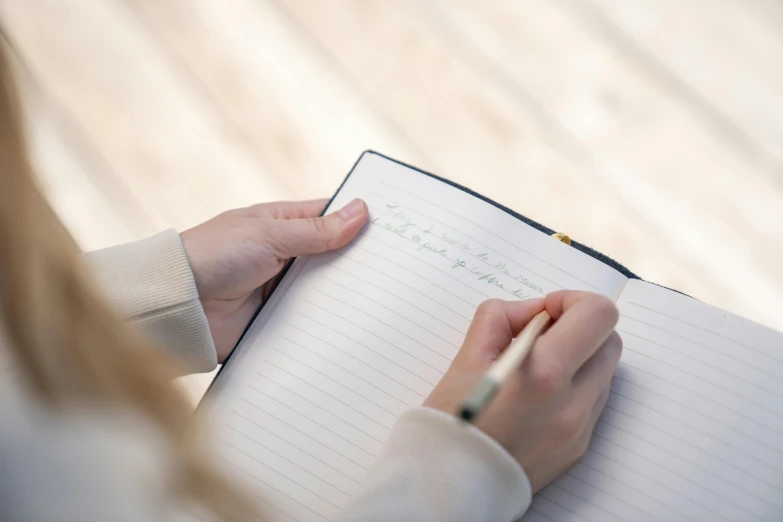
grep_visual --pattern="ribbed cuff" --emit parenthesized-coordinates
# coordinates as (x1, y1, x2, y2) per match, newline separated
(340, 406, 531, 522)
(87, 229, 217, 374)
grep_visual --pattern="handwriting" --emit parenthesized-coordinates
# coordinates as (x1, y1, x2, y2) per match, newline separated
(496, 262, 544, 294)
(375, 206, 545, 295)
(369, 212, 543, 300)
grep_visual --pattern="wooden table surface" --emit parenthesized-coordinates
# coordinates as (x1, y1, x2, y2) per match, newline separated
(2, 0, 781, 398)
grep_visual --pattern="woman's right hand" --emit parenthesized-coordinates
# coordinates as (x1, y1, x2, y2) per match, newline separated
(424, 291, 622, 492)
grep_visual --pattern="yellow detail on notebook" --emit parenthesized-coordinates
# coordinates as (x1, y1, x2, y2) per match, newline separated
(203, 152, 783, 522)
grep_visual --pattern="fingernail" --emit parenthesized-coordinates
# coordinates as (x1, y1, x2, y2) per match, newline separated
(338, 198, 364, 220)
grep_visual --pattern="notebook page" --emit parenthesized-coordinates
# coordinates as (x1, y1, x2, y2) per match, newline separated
(204, 152, 628, 522)
(524, 279, 783, 522)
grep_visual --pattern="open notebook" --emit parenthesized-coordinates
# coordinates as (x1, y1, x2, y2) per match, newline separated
(201, 152, 783, 522)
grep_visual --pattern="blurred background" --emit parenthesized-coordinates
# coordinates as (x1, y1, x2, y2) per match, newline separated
(2, 0, 782, 397)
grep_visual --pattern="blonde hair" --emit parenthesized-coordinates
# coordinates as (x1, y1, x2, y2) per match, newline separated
(0, 34, 255, 520)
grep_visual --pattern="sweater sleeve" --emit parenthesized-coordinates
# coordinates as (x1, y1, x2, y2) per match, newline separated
(336, 407, 532, 522)
(86, 229, 218, 374)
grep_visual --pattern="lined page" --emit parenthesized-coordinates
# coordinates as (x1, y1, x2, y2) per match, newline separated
(525, 279, 783, 522)
(205, 152, 627, 522)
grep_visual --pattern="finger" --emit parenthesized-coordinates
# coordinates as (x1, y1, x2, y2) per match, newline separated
(535, 291, 619, 377)
(583, 382, 612, 442)
(571, 331, 622, 397)
(266, 198, 368, 258)
(567, 382, 611, 465)
(457, 298, 546, 368)
(242, 199, 330, 220)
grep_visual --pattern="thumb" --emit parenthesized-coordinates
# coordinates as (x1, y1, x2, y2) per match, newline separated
(459, 298, 546, 368)
(267, 198, 368, 258)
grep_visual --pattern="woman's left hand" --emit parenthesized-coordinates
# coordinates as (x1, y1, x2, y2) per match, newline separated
(180, 198, 368, 362)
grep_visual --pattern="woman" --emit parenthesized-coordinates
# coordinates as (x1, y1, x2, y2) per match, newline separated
(0, 37, 621, 522)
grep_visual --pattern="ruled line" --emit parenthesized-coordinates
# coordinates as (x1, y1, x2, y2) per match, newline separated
(302, 297, 444, 382)
(316, 274, 461, 350)
(181, 508, 207, 522)
(543, 482, 626, 522)
(569, 460, 691, 522)
(527, 507, 559, 522)
(368, 201, 551, 298)
(285, 323, 427, 399)
(220, 475, 303, 522)
(238, 398, 369, 471)
(362, 223, 541, 302)
(346, 243, 476, 307)
(592, 421, 780, 514)
(310, 286, 454, 361)
(369, 196, 559, 292)
(611, 370, 783, 464)
(230, 409, 362, 482)
(325, 259, 470, 332)
(290, 315, 432, 391)
(585, 440, 734, 522)
(620, 316, 783, 395)
(619, 331, 783, 430)
(246, 386, 380, 458)
(219, 456, 327, 521)
(252, 376, 387, 444)
(220, 427, 352, 497)
(624, 301, 783, 365)
(379, 181, 602, 290)
(271, 346, 407, 411)
(619, 345, 783, 434)
(531, 495, 591, 522)
(332, 250, 473, 319)
(603, 397, 783, 496)
(360, 231, 492, 300)
(567, 463, 669, 522)
(538, 483, 611, 520)
(259, 361, 394, 431)
(305, 287, 459, 364)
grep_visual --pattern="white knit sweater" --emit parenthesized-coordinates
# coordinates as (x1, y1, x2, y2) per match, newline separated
(0, 230, 532, 522)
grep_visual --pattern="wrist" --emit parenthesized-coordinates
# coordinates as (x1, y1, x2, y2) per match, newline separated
(89, 229, 217, 373)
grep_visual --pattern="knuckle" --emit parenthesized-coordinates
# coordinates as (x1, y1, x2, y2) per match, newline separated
(307, 216, 330, 236)
(594, 331, 623, 374)
(476, 298, 504, 313)
(534, 360, 568, 394)
(606, 330, 623, 358)
(574, 433, 592, 458)
(307, 217, 339, 250)
(265, 235, 287, 258)
(247, 202, 267, 214)
(473, 299, 504, 320)
(590, 295, 620, 325)
(558, 407, 588, 439)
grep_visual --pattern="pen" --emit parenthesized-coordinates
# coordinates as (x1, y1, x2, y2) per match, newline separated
(459, 310, 552, 422)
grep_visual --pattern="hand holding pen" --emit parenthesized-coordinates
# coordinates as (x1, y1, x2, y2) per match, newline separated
(423, 291, 622, 493)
